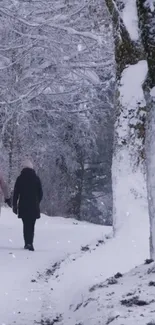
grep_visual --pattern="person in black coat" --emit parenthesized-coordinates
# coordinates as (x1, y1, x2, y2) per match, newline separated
(13, 160, 43, 251)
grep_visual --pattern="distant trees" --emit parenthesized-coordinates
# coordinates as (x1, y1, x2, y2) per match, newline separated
(0, 1, 114, 224)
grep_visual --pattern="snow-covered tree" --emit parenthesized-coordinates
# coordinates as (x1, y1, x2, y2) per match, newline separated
(105, 0, 155, 258)
(0, 0, 114, 223)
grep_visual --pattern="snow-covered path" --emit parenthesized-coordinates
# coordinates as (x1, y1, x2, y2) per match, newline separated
(0, 208, 110, 325)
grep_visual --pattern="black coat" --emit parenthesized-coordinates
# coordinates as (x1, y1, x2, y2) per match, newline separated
(13, 168, 43, 220)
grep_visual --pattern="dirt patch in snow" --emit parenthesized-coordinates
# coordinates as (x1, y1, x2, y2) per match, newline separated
(35, 315, 62, 325)
(120, 296, 152, 307)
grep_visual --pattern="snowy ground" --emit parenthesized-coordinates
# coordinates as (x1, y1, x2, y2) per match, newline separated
(74, 259, 155, 325)
(0, 208, 150, 325)
(0, 208, 111, 325)
(41, 230, 149, 325)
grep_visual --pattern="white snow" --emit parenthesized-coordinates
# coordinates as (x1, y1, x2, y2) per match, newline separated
(70, 260, 155, 325)
(0, 206, 150, 325)
(150, 86, 155, 98)
(113, 61, 149, 238)
(0, 208, 111, 325)
(122, 0, 139, 41)
(41, 212, 149, 324)
(120, 60, 148, 110)
(118, 61, 148, 145)
(112, 148, 149, 238)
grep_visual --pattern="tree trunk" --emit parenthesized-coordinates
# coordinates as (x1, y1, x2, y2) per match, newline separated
(145, 94, 155, 259)
(112, 62, 149, 241)
(137, 0, 155, 258)
(105, 0, 150, 249)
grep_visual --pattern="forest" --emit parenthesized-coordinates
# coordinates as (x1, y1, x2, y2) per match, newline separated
(1, 1, 155, 324)
(0, 0, 114, 225)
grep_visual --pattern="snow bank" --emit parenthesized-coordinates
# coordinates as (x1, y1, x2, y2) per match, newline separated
(72, 260, 155, 325)
(41, 219, 149, 324)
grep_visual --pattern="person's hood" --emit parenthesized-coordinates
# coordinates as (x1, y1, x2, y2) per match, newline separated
(22, 159, 34, 170)
(21, 167, 36, 175)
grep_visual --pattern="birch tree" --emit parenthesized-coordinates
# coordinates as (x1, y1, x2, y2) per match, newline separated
(105, 0, 155, 258)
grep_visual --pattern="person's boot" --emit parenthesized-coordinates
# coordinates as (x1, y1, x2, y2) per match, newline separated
(27, 244, 34, 251)
(24, 244, 29, 249)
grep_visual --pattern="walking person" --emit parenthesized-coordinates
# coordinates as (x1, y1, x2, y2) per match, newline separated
(0, 171, 11, 213)
(12, 160, 43, 251)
